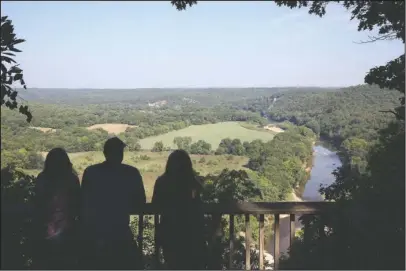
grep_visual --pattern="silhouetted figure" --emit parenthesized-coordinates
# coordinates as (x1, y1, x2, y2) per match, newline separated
(152, 149, 206, 270)
(31, 148, 81, 270)
(80, 137, 146, 270)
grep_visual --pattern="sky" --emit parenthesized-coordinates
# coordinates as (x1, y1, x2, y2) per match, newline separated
(2, 1, 404, 89)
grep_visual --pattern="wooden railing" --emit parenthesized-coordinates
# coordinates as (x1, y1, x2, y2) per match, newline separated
(132, 201, 334, 270)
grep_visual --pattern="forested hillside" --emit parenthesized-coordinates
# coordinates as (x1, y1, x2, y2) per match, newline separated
(17, 87, 314, 106)
(236, 84, 401, 169)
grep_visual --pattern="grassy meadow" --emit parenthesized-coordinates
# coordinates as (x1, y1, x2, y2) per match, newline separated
(23, 122, 280, 201)
(139, 121, 277, 150)
(29, 151, 250, 202)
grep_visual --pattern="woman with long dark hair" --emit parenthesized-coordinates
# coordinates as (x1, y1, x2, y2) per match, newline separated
(152, 149, 206, 270)
(32, 148, 81, 269)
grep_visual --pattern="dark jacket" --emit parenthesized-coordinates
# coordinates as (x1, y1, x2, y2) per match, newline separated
(80, 161, 146, 243)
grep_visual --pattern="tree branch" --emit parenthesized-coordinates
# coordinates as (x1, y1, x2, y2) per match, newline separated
(354, 33, 398, 44)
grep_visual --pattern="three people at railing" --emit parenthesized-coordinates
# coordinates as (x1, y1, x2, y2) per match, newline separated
(31, 137, 206, 270)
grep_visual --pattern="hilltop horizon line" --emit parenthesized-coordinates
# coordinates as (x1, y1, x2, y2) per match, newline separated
(16, 85, 359, 91)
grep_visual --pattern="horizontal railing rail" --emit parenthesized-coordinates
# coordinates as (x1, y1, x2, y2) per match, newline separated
(130, 201, 334, 215)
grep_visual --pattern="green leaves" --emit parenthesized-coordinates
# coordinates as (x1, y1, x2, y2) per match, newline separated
(19, 105, 32, 122)
(1, 15, 31, 122)
(11, 38, 25, 46)
(190, 139, 211, 155)
(365, 54, 405, 94)
(9, 47, 22, 53)
(151, 141, 164, 152)
(1, 166, 37, 269)
(1, 55, 17, 64)
(9, 66, 22, 73)
(14, 74, 22, 81)
(201, 169, 262, 203)
(171, 0, 197, 11)
(173, 136, 192, 151)
(365, 55, 405, 120)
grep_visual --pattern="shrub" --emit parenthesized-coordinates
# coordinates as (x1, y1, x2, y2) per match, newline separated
(207, 160, 218, 166)
(139, 155, 151, 161)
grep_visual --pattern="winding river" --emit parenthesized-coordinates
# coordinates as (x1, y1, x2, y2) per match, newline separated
(302, 145, 342, 201)
(266, 144, 342, 263)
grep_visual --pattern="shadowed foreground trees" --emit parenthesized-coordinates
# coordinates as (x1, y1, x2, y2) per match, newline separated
(1, 167, 36, 269)
(1, 16, 32, 122)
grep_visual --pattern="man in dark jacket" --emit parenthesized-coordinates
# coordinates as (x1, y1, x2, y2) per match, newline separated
(80, 137, 146, 269)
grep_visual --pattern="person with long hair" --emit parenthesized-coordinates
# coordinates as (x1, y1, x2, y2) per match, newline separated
(31, 148, 81, 269)
(152, 149, 207, 270)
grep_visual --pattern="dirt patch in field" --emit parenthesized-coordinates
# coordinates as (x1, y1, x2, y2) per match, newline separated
(87, 123, 138, 135)
(263, 124, 284, 133)
(29, 127, 57, 133)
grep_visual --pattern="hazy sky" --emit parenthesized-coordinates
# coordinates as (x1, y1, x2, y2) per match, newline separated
(2, 1, 404, 89)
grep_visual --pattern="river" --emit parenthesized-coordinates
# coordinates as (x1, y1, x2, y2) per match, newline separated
(302, 145, 342, 201)
(266, 144, 342, 263)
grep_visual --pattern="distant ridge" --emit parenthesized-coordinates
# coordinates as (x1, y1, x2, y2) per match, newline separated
(17, 86, 346, 106)
(19, 86, 344, 91)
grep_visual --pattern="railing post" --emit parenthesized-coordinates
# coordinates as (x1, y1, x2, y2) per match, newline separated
(208, 214, 223, 270)
(138, 214, 144, 267)
(259, 214, 264, 270)
(274, 214, 280, 270)
(137, 214, 144, 255)
(302, 215, 311, 243)
(229, 214, 235, 270)
(289, 214, 295, 248)
(245, 214, 251, 270)
(319, 220, 326, 239)
(154, 214, 160, 268)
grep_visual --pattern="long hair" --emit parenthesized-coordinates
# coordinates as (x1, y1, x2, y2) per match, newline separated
(163, 149, 199, 199)
(41, 148, 75, 192)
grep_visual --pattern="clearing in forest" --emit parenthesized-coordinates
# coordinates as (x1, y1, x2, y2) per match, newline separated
(263, 124, 284, 133)
(87, 123, 137, 135)
(139, 122, 277, 150)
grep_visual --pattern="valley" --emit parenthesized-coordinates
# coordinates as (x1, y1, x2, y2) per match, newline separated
(1, 85, 400, 269)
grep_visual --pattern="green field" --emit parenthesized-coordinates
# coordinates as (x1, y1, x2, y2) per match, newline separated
(139, 122, 277, 150)
(29, 150, 250, 202)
